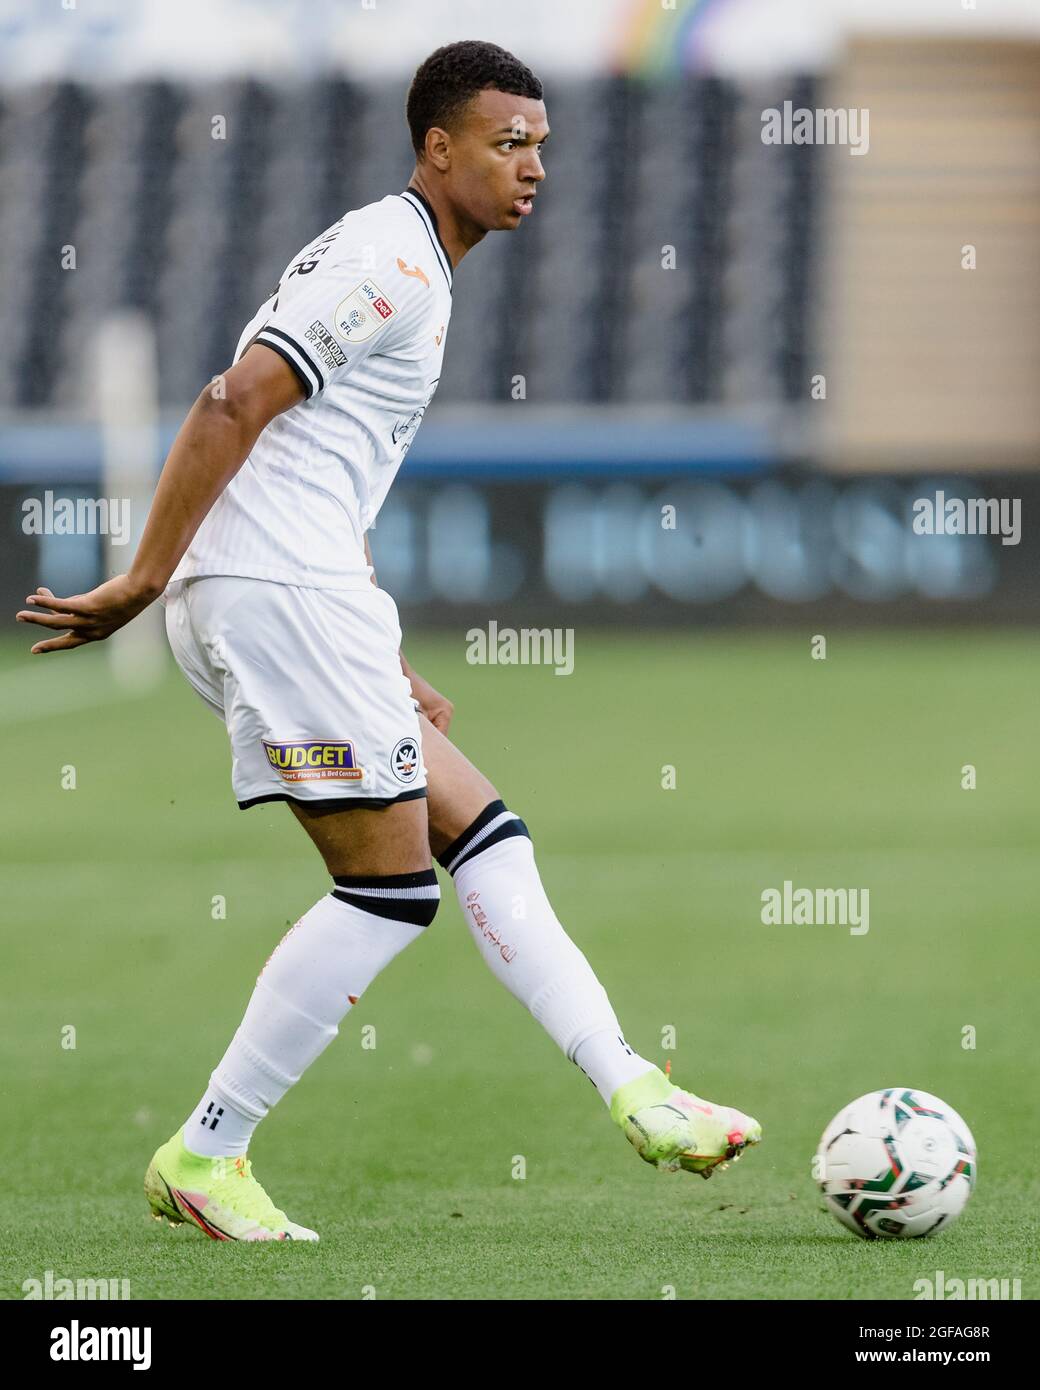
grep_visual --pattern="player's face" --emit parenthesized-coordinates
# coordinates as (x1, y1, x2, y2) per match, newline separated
(452, 89, 549, 230)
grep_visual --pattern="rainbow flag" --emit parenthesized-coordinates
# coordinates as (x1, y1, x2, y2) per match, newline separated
(614, 0, 731, 75)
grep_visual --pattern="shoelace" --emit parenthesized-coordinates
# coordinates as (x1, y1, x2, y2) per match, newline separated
(210, 1156, 287, 1226)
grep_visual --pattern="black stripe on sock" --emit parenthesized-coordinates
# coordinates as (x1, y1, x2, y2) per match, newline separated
(436, 800, 507, 870)
(436, 800, 531, 876)
(331, 868, 440, 926)
(332, 870, 439, 892)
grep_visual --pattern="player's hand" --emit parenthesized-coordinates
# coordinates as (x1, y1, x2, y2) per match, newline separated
(15, 575, 158, 654)
(407, 667, 454, 733)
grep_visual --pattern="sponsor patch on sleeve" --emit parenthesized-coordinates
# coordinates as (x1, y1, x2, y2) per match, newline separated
(263, 739, 364, 782)
(333, 279, 398, 343)
(304, 319, 348, 370)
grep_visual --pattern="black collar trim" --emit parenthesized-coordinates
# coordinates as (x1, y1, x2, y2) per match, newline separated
(399, 186, 453, 291)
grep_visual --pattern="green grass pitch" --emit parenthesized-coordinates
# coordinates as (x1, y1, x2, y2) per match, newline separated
(1, 627, 1037, 1300)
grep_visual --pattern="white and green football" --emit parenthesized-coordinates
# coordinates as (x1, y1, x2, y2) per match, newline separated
(815, 1088, 976, 1239)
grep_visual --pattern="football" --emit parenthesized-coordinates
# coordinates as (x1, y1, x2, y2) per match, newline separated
(815, 1088, 976, 1239)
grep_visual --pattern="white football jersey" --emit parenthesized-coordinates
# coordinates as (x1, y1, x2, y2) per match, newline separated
(167, 187, 453, 593)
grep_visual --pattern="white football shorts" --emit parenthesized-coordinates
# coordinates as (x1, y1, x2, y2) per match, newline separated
(162, 576, 426, 810)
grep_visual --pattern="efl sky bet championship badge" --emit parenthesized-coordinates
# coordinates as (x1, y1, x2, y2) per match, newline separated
(262, 739, 364, 783)
(334, 279, 397, 342)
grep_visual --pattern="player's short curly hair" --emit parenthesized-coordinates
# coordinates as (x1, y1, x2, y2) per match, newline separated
(407, 40, 543, 157)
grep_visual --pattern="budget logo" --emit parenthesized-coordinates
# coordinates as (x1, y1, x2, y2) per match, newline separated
(262, 740, 364, 782)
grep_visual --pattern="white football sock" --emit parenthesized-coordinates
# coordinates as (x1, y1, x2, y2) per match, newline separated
(571, 1027, 659, 1106)
(442, 804, 655, 1107)
(182, 874, 438, 1158)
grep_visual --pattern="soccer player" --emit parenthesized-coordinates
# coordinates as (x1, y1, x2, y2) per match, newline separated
(17, 41, 760, 1241)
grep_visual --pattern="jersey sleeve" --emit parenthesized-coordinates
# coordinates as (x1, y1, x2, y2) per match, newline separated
(251, 239, 424, 400)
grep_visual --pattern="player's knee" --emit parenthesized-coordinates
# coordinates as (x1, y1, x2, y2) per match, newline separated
(435, 799, 531, 877)
(332, 868, 440, 927)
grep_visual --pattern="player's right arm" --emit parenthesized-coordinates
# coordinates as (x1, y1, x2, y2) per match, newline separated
(15, 345, 304, 655)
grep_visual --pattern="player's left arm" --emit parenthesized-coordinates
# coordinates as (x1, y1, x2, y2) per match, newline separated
(364, 532, 454, 733)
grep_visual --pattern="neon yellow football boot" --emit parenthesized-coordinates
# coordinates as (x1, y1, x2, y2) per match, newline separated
(611, 1067, 762, 1179)
(144, 1129, 318, 1241)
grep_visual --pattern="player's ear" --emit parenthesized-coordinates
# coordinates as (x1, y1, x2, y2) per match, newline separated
(423, 125, 452, 172)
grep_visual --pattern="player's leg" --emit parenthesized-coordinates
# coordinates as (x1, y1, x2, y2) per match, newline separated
(149, 579, 438, 1239)
(286, 795, 431, 875)
(179, 795, 435, 1154)
(419, 712, 655, 1095)
(148, 799, 437, 1241)
(419, 712, 761, 1178)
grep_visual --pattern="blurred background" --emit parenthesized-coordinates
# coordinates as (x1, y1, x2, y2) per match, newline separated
(3, 0, 1040, 634)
